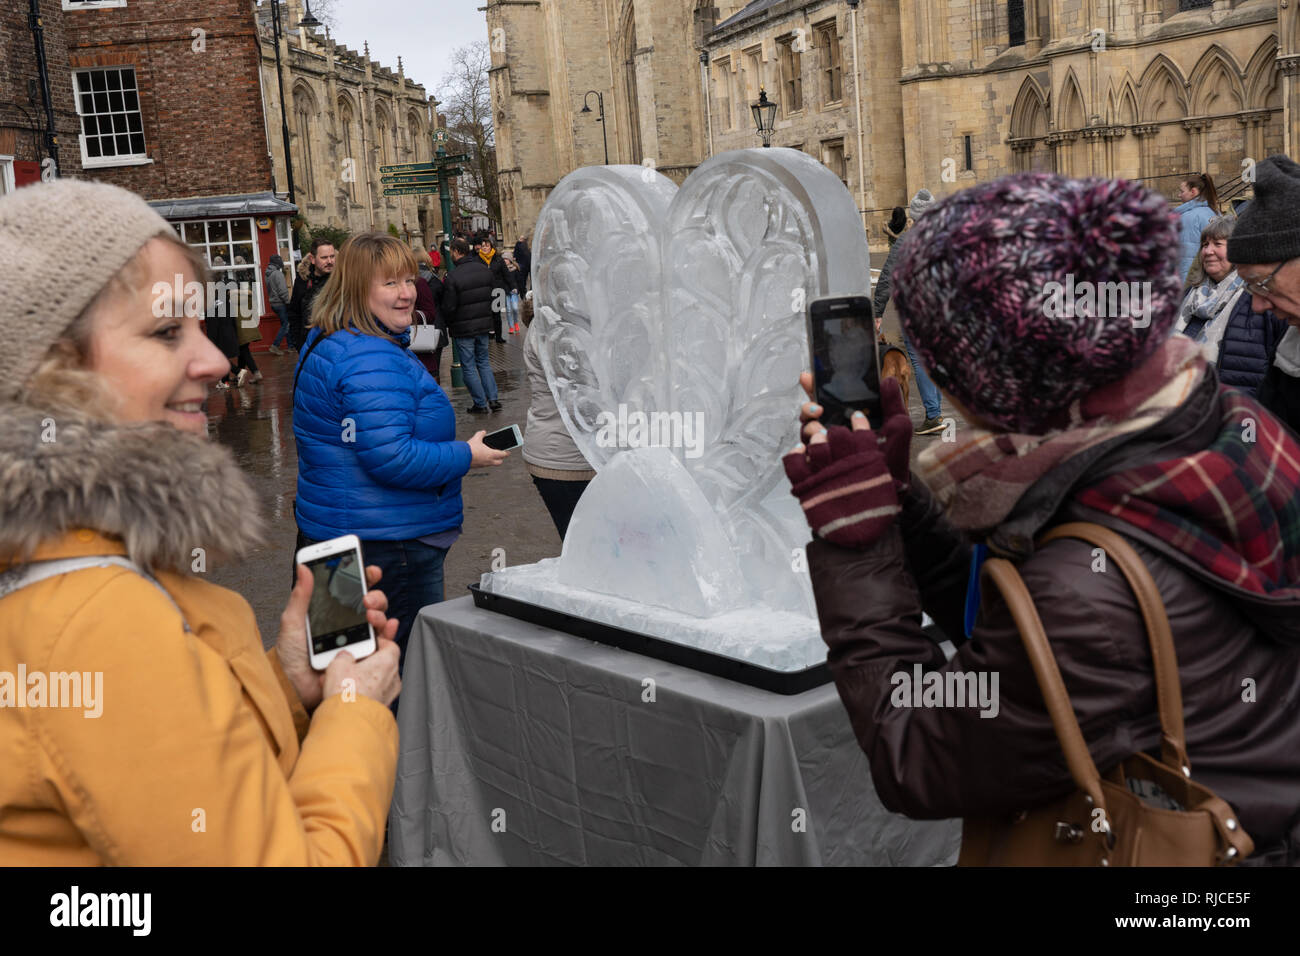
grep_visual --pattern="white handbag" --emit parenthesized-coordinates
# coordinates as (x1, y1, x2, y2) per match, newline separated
(410, 309, 443, 353)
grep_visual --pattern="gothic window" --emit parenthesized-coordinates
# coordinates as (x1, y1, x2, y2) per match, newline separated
(743, 46, 762, 105)
(779, 37, 803, 114)
(714, 59, 732, 130)
(339, 98, 356, 201)
(1178, 0, 1213, 10)
(293, 87, 316, 200)
(814, 20, 842, 105)
(1008, 0, 1026, 48)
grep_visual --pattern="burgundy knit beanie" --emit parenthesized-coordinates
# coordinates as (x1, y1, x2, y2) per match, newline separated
(892, 173, 1184, 433)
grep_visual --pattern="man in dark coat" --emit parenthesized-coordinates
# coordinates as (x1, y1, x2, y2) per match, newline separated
(441, 238, 501, 413)
(286, 238, 336, 351)
(1231, 156, 1300, 436)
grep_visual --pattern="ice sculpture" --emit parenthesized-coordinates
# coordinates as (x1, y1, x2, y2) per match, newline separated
(481, 148, 871, 672)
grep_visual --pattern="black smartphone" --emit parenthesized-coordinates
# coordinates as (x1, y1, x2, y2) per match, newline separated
(483, 424, 523, 451)
(806, 294, 882, 429)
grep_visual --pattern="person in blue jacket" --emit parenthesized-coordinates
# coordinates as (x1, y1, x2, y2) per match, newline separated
(1175, 172, 1219, 281)
(1174, 215, 1288, 398)
(293, 233, 509, 681)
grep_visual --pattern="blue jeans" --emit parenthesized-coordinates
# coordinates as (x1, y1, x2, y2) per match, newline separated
(271, 303, 291, 348)
(901, 328, 942, 420)
(455, 334, 498, 408)
(506, 291, 520, 329)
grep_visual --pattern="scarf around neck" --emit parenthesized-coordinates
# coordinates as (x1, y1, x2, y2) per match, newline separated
(1174, 270, 1244, 361)
(917, 335, 1205, 535)
(918, 334, 1300, 598)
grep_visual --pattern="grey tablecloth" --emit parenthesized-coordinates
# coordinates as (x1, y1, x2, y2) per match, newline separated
(389, 596, 962, 866)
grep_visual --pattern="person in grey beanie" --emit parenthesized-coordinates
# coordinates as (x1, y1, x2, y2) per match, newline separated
(265, 253, 292, 355)
(871, 188, 944, 435)
(1229, 155, 1300, 434)
(0, 179, 403, 864)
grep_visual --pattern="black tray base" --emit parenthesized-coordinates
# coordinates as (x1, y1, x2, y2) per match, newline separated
(468, 584, 832, 695)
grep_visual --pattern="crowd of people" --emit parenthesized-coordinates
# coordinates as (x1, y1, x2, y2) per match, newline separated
(1, 152, 1298, 865)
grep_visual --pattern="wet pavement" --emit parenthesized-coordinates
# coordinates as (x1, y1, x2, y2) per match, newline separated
(203, 304, 959, 649)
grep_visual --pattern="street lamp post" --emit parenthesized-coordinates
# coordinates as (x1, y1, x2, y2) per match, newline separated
(270, 0, 297, 205)
(751, 88, 778, 148)
(268, 0, 322, 205)
(580, 91, 610, 166)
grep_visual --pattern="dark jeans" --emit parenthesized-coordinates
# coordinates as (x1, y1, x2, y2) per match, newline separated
(294, 532, 448, 705)
(271, 303, 291, 348)
(531, 476, 591, 540)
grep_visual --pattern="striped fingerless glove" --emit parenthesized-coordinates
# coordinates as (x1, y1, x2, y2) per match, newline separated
(783, 426, 901, 549)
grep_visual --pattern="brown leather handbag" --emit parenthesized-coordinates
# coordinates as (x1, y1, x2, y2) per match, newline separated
(957, 522, 1254, 866)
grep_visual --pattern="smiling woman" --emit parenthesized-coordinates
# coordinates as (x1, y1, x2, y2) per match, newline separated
(0, 179, 404, 865)
(292, 232, 510, 694)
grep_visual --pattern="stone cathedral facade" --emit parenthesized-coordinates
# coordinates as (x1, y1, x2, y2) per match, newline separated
(487, 0, 1295, 250)
(255, 0, 446, 249)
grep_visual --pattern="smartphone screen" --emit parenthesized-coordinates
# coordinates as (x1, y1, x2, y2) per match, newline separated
(304, 550, 370, 656)
(483, 425, 522, 451)
(808, 296, 881, 429)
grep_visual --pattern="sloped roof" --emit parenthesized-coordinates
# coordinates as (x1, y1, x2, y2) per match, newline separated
(148, 192, 298, 220)
(715, 0, 785, 32)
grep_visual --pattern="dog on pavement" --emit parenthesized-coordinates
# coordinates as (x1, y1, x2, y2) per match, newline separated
(879, 338, 912, 410)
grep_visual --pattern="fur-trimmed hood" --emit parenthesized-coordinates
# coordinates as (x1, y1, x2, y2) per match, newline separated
(0, 400, 263, 574)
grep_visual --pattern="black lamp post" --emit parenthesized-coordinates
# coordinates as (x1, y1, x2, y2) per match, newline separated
(580, 90, 610, 166)
(268, 0, 324, 204)
(298, 0, 322, 33)
(751, 87, 778, 148)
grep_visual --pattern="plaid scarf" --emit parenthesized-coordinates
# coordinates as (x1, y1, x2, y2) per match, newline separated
(917, 336, 1204, 533)
(1076, 389, 1300, 597)
(918, 335, 1300, 597)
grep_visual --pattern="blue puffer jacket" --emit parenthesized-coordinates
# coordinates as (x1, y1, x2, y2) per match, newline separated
(293, 324, 472, 541)
(1215, 295, 1290, 398)
(1176, 198, 1215, 280)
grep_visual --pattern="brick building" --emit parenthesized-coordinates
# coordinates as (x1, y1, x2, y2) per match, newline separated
(62, 0, 293, 320)
(0, 0, 83, 193)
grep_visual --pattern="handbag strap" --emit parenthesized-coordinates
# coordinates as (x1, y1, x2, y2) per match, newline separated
(982, 558, 1110, 815)
(1039, 522, 1191, 775)
(0, 555, 190, 632)
(292, 329, 332, 396)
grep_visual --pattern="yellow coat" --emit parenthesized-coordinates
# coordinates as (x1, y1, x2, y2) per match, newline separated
(0, 530, 397, 865)
(0, 404, 397, 865)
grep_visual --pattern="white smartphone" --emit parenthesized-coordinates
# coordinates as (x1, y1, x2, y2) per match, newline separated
(295, 534, 377, 671)
(483, 424, 523, 451)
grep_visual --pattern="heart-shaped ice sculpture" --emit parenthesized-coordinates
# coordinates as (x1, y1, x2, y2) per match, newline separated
(487, 148, 870, 669)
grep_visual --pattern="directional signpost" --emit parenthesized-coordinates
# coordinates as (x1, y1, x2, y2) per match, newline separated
(381, 162, 439, 197)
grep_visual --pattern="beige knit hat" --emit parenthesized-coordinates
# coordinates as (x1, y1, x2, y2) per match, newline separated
(0, 178, 176, 400)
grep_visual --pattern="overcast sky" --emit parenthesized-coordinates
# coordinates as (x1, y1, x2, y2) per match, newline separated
(326, 0, 489, 103)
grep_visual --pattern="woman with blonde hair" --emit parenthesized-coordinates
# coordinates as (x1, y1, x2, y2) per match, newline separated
(293, 232, 509, 685)
(0, 179, 403, 865)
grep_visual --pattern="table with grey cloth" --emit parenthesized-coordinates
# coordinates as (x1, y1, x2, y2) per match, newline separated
(389, 596, 962, 866)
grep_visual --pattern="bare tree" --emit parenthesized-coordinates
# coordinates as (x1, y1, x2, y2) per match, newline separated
(437, 42, 501, 232)
(302, 0, 340, 31)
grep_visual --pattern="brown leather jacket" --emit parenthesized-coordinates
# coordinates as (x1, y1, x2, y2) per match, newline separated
(809, 372, 1300, 864)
